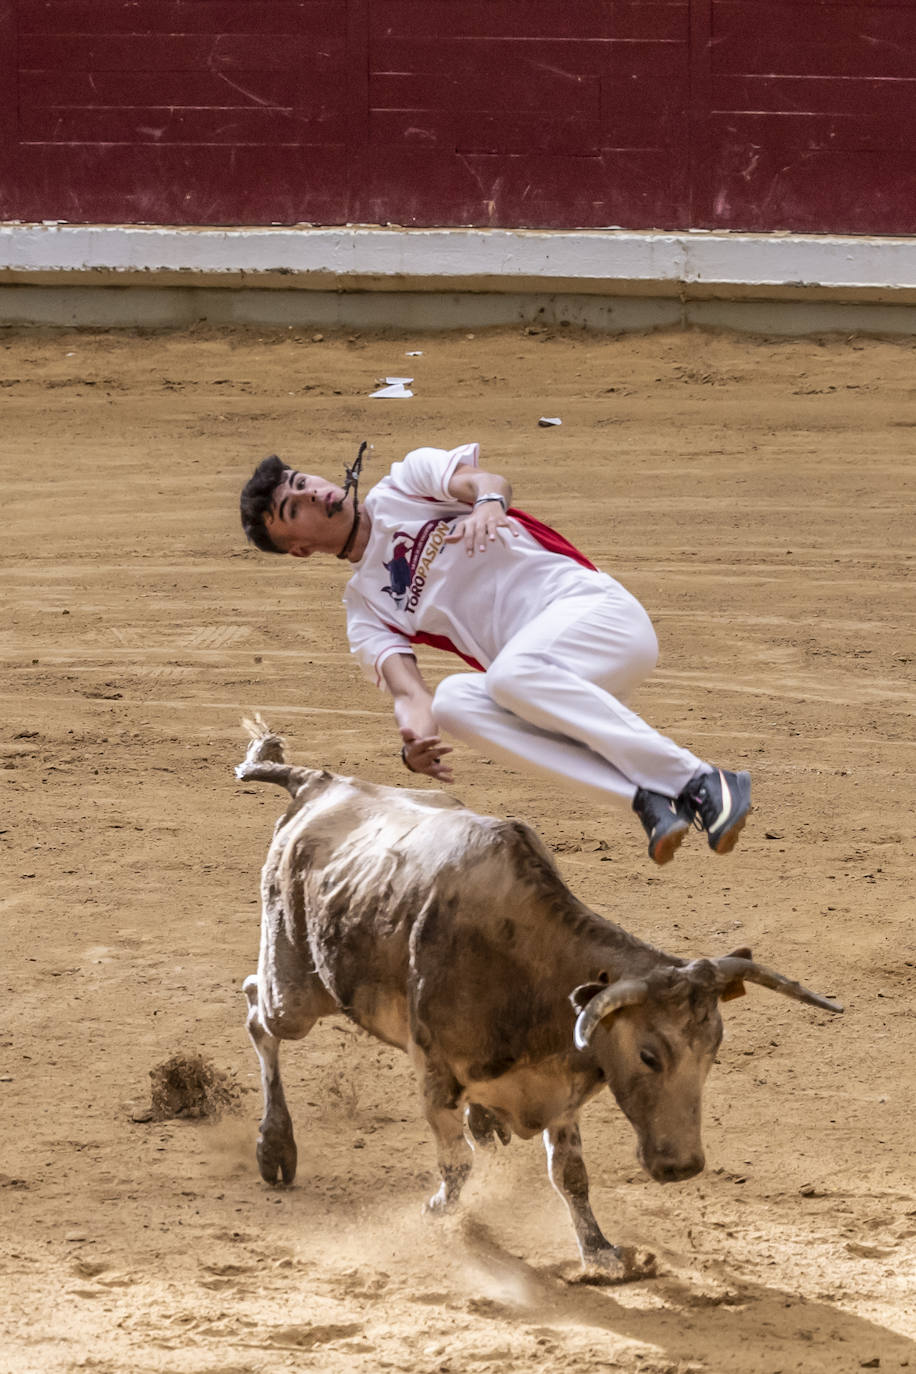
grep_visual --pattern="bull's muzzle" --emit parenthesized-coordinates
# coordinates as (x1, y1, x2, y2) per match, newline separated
(652, 1156, 705, 1184)
(638, 1142, 705, 1185)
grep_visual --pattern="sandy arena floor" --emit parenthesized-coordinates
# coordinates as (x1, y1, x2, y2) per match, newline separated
(1, 322, 914, 1374)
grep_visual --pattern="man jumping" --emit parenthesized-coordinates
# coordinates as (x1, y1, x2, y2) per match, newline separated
(239, 441, 751, 865)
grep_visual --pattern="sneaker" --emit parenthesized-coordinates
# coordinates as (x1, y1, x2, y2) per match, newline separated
(632, 788, 693, 865)
(680, 768, 752, 854)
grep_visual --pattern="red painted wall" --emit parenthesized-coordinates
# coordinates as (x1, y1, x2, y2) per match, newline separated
(695, 0, 916, 233)
(0, 0, 913, 232)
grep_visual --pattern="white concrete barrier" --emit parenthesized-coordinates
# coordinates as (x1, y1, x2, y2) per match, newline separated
(2, 224, 915, 331)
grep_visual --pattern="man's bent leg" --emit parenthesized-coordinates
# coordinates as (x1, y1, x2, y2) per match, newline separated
(433, 673, 636, 808)
(484, 587, 706, 798)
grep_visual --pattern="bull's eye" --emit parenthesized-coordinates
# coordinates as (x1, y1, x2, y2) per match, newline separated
(640, 1048, 662, 1072)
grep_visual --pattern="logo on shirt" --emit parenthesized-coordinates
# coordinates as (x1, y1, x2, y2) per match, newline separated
(381, 518, 450, 612)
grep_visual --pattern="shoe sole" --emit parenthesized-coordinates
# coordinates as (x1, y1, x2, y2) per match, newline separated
(703, 769, 752, 855)
(710, 809, 749, 855)
(650, 819, 689, 866)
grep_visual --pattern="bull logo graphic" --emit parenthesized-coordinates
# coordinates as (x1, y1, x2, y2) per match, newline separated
(381, 518, 451, 612)
(382, 532, 417, 608)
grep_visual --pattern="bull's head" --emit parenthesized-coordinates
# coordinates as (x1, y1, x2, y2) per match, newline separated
(570, 950, 842, 1185)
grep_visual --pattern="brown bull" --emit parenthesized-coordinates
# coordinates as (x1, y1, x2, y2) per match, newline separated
(237, 720, 841, 1276)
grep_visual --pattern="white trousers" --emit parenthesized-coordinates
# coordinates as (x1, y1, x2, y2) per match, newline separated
(432, 579, 707, 812)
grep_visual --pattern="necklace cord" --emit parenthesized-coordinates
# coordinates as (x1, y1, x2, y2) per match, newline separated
(331, 440, 368, 560)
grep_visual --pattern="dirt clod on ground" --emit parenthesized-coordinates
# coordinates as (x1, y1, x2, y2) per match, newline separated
(148, 1053, 240, 1121)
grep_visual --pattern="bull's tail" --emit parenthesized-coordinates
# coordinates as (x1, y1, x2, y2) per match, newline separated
(236, 715, 301, 794)
(241, 713, 286, 760)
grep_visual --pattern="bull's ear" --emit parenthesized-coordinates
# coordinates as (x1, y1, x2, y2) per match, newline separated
(727, 946, 753, 960)
(569, 970, 610, 1013)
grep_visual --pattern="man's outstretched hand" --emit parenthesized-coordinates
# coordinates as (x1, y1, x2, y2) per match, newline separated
(400, 730, 454, 782)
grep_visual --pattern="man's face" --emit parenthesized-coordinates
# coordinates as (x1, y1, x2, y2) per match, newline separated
(264, 469, 351, 557)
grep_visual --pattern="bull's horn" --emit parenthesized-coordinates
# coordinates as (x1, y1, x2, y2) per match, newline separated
(712, 957, 843, 1014)
(573, 979, 649, 1050)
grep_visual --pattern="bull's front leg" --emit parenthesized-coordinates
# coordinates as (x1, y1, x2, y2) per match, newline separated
(413, 1051, 474, 1214)
(243, 974, 299, 1186)
(544, 1117, 613, 1266)
(544, 1118, 655, 1280)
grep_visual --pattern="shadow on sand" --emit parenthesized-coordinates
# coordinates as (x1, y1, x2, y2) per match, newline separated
(455, 1216, 912, 1373)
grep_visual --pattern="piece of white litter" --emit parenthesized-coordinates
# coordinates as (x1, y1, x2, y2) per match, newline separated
(538, 416, 562, 427)
(385, 376, 413, 385)
(405, 351, 423, 357)
(370, 383, 413, 398)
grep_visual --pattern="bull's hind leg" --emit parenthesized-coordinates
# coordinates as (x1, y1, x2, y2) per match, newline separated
(412, 1049, 474, 1214)
(243, 976, 300, 1185)
(243, 972, 335, 1186)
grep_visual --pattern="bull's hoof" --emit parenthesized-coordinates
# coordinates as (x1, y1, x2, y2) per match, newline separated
(424, 1183, 455, 1215)
(577, 1245, 657, 1286)
(257, 1131, 297, 1186)
(424, 1162, 470, 1215)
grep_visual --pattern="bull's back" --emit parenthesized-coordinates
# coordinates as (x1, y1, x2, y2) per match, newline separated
(264, 776, 487, 1043)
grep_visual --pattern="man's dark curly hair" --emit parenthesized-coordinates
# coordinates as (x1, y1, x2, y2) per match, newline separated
(240, 455, 291, 554)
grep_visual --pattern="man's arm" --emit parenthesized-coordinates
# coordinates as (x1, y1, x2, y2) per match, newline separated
(381, 652, 454, 782)
(445, 463, 519, 557)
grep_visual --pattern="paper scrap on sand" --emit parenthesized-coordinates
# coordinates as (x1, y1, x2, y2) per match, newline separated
(371, 382, 413, 398)
(538, 416, 562, 427)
